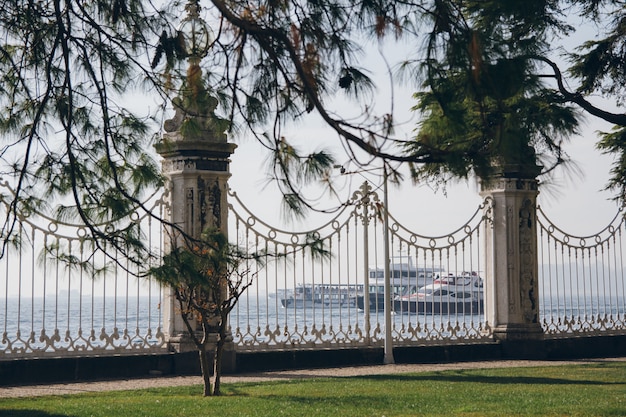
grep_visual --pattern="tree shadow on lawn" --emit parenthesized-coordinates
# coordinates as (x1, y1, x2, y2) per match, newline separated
(246, 371, 622, 411)
(0, 411, 74, 417)
(356, 371, 621, 386)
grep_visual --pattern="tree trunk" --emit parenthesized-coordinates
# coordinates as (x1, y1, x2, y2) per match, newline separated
(213, 332, 224, 396)
(198, 347, 213, 396)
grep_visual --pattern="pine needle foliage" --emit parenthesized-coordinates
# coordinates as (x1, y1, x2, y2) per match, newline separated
(1, 0, 626, 257)
(0, 0, 175, 264)
(150, 228, 259, 396)
(401, 1, 580, 186)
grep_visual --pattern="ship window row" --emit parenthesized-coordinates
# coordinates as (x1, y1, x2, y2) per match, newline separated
(369, 271, 436, 279)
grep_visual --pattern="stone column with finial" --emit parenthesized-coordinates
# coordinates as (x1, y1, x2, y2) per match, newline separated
(155, 0, 237, 356)
(479, 144, 544, 350)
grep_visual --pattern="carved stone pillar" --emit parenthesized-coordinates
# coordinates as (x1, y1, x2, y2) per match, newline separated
(480, 169, 543, 341)
(155, 76, 237, 354)
(157, 140, 236, 349)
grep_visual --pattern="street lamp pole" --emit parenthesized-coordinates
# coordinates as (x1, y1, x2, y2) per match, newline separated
(382, 166, 394, 364)
(337, 164, 395, 364)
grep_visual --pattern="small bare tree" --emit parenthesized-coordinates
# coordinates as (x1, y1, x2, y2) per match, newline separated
(150, 228, 256, 396)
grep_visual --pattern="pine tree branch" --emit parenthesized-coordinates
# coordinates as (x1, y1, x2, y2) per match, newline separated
(534, 55, 626, 127)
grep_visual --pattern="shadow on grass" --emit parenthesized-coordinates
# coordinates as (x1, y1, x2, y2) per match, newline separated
(252, 392, 396, 409)
(355, 371, 619, 386)
(0, 411, 74, 417)
(224, 386, 253, 396)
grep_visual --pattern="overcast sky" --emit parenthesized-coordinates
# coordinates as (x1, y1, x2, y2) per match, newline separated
(228, 118, 618, 236)
(226, 31, 621, 239)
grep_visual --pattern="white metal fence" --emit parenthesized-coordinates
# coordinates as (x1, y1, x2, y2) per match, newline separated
(538, 207, 626, 336)
(228, 182, 492, 350)
(0, 180, 167, 357)
(1, 178, 625, 360)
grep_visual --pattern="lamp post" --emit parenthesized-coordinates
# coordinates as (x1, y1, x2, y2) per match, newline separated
(382, 166, 394, 364)
(337, 164, 394, 364)
(162, 0, 224, 142)
(179, 0, 212, 61)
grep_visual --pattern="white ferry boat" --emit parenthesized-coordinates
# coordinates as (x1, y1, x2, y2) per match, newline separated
(280, 284, 363, 308)
(280, 284, 320, 308)
(356, 259, 444, 311)
(392, 272, 484, 314)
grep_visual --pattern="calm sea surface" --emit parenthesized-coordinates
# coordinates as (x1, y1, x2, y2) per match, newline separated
(1, 294, 624, 349)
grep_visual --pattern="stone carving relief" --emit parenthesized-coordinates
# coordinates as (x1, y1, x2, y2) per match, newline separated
(519, 198, 538, 323)
(198, 177, 222, 232)
(163, 77, 228, 142)
(185, 187, 194, 237)
(162, 158, 228, 174)
(482, 177, 540, 193)
(506, 204, 517, 314)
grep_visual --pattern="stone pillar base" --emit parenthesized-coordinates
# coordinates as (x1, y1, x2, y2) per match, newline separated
(494, 324, 547, 360)
(220, 338, 237, 373)
(167, 333, 200, 353)
(492, 323, 544, 341)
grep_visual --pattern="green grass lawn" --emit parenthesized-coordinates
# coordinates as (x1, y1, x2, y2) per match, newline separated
(1, 362, 625, 417)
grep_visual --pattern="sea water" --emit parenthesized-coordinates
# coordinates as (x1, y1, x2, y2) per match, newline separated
(1, 294, 624, 351)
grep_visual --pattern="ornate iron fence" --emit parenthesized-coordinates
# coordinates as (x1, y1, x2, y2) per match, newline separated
(228, 182, 492, 350)
(0, 179, 167, 357)
(538, 207, 626, 336)
(2, 176, 626, 360)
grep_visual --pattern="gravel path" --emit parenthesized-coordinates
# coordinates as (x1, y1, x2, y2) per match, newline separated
(1, 357, 624, 398)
